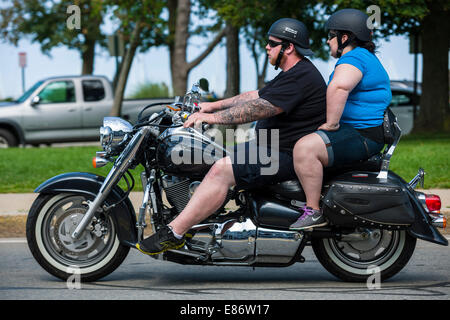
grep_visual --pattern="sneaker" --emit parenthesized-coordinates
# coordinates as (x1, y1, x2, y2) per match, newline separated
(289, 206, 327, 230)
(136, 225, 185, 255)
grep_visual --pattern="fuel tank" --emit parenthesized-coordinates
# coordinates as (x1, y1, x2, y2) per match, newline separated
(156, 126, 229, 178)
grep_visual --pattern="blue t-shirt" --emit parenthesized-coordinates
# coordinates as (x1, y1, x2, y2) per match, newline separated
(328, 47, 391, 129)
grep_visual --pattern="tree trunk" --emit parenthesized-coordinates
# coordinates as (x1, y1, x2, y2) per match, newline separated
(171, 0, 190, 96)
(167, 0, 178, 97)
(257, 55, 269, 89)
(414, 4, 450, 132)
(169, 0, 227, 97)
(224, 21, 240, 98)
(109, 22, 142, 117)
(250, 33, 269, 89)
(81, 38, 96, 75)
(80, 10, 102, 75)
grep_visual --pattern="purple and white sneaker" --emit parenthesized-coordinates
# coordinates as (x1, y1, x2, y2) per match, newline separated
(289, 206, 327, 230)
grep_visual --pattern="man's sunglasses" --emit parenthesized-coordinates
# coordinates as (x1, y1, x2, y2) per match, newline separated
(328, 32, 337, 40)
(267, 39, 288, 48)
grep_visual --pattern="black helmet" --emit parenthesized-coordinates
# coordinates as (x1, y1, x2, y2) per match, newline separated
(267, 18, 314, 57)
(325, 8, 372, 42)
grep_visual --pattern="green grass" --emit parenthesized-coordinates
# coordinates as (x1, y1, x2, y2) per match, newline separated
(0, 146, 145, 193)
(127, 82, 170, 99)
(0, 134, 449, 193)
(389, 134, 450, 188)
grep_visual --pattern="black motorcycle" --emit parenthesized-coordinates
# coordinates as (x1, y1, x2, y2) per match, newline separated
(26, 79, 447, 283)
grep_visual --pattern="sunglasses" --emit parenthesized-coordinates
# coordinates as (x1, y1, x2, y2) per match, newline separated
(267, 39, 287, 48)
(328, 32, 337, 40)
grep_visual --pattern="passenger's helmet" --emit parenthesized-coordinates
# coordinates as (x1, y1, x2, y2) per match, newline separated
(268, 18, 314, 57)
(325, 8, 372, 42)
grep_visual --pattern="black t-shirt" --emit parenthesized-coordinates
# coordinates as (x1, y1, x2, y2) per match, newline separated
(256, 58, 327, 152)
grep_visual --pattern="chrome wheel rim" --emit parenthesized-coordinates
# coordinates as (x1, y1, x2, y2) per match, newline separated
(41, 195, 116, 268)
(325, 229, 403, 272)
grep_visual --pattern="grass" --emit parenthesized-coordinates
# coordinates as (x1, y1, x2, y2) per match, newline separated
(127, 82, 170, 99)
(0, 133, 448, 193)
(0, 146, 145, 193)
(389, 133, 450, 188)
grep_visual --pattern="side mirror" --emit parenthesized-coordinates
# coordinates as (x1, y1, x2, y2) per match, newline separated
(31, 96, 40, 106)
(199, 78, 209, 92)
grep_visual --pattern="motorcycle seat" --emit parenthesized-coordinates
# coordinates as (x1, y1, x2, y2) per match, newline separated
(266, 153, 383, 202)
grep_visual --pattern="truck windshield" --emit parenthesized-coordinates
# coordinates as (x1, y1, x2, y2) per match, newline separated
(16, 80, 44, 103)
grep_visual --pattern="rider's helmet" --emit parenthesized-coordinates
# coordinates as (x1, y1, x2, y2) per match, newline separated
(267, 18, 313, 70)
(325, 8, 372, 57)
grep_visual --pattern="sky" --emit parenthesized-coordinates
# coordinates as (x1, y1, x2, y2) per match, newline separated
(0, 14, 424, 100)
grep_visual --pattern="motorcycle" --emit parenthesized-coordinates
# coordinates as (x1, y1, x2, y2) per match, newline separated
(26, 79, 447, 283)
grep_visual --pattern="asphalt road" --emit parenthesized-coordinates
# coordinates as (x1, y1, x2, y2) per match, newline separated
(0, 239, 449, 302)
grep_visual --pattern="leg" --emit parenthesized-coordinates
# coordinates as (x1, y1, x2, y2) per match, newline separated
(169, 156, 236, 235)
(137, 156, 236, 255)
(293, 133, 328, 210)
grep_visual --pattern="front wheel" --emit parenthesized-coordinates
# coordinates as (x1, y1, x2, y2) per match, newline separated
(312, 229, 416, 282)
(26, 193, 130, 282)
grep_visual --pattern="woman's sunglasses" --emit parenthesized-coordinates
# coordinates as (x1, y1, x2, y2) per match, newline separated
(328, 32, 337, 40)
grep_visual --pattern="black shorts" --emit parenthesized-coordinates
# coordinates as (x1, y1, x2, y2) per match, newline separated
(230, 141, 297, 190)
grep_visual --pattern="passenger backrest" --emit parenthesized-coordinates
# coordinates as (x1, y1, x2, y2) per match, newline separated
(383, 107, 401, 145)
(378, 107, 402, 179)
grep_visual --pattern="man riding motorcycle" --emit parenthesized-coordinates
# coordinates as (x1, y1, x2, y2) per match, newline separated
(136, 18, 328, 255)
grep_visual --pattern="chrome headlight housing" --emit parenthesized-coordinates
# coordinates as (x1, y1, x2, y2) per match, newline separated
(100, 117, 133, 156)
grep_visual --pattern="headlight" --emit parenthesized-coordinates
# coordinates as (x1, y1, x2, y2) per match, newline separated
(100, 117, 133, 155)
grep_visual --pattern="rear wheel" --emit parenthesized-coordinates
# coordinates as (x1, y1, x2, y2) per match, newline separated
(26, 193, 130, 282)
(312, 228, 416, 282)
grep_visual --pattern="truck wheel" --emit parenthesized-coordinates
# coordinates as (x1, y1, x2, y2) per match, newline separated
(0, 129, 18, 148)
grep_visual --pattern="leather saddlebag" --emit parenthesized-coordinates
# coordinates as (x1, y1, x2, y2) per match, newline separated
(322, 171, 415, 228)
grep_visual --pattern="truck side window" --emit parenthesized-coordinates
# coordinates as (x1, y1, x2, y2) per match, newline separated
(82, 80, 105, 102)
(38, 81, 76, 103)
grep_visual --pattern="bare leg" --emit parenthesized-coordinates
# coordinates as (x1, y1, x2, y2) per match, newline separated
(293, 133, 329, 210)
(169, 156, 236, 235)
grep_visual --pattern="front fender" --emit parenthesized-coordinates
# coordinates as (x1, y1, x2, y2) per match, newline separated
(35, 172, 138, 246)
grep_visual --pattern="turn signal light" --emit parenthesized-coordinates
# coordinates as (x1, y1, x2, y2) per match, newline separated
(425, 194, 441, 213)
(92, 152, 109, 168)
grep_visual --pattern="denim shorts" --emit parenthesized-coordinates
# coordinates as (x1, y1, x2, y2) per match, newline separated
(230, 141, 297, 189)
(315, 123, 385, 167)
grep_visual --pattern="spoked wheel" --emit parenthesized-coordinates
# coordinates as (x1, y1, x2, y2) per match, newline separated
(26, 193, 130, 282)
(312, 228, 416, 282)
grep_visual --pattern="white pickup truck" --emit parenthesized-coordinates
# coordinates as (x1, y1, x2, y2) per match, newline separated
(0, 75, 171, 147)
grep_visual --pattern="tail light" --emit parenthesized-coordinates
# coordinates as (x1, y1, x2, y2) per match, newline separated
(425, 194, 441, 213)
(425, 194, 446, 229)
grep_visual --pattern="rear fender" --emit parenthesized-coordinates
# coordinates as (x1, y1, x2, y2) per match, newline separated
(35, 172, 138, 246)
(387, 171, 448, 246)
(405, 186, 448, 246)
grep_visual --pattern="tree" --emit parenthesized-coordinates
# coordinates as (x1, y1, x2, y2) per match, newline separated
(321, 0, 450, 133)
(108, 0, 166, 117)
(215, 0, 329, 89)
(223, 20, 240, 97)
(0, 0, 105, 75)
(167, 0, 226, 96)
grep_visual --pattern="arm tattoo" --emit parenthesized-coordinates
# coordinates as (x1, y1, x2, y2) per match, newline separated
(217, 91, 258, 111)
(213, 98, 283, 125)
